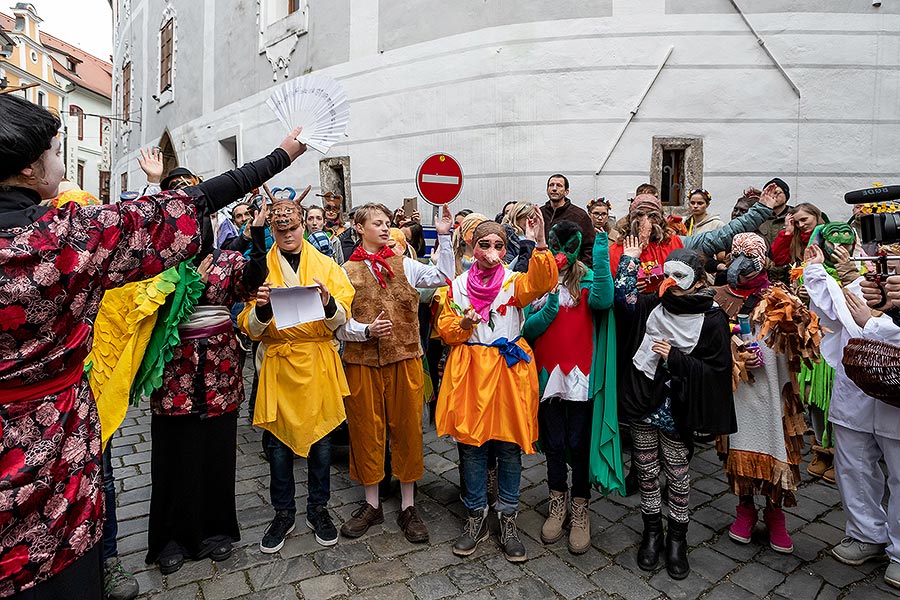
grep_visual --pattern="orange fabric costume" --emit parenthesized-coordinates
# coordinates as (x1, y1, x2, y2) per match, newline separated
(435, 250, 557, 453)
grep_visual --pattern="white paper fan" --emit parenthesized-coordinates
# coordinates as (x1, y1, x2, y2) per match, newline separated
(266, 74, 350, 154)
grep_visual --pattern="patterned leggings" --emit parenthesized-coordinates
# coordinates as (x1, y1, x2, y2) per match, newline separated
(632, 422, 691, 523)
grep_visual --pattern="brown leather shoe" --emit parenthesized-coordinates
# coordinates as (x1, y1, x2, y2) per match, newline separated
(340, 502, 384, 538)
(397, 506, 429, 543)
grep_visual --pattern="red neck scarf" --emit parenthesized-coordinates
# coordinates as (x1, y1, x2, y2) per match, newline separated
(349, 244, 396, 288)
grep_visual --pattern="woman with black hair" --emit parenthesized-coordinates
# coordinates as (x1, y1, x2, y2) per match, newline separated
(0, 94, 305, 598)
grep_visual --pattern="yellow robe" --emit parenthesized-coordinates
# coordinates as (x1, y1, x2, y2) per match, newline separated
(87, 271, 178, 448)
(435, 250, 557, 452)
(238, 240, 354, 457)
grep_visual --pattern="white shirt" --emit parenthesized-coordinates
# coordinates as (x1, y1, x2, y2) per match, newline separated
(336, 234, 453, 342)
(804, 264, 900, 440)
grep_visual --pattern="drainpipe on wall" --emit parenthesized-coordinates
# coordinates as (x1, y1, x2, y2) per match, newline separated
(595, 45, 674, 176)
(729, 0, 801, 99)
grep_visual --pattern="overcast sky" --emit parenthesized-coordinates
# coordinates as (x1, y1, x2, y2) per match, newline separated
(26, 0, 113, 60)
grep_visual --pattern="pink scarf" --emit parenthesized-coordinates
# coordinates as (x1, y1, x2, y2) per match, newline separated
(466, 262, 505, 321)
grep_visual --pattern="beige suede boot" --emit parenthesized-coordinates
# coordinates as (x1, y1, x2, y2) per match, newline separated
(540, 490, 568, 544)
(568, 497, 591, 554)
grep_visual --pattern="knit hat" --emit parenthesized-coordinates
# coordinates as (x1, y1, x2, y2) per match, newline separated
(764, 177, 790, 201)
(732, 232, 767, 262)
(630, 193, 663, 216)
(471, 220, 508, 245)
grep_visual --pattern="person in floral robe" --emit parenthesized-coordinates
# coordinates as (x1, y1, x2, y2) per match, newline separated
(0, 93, 305, 598)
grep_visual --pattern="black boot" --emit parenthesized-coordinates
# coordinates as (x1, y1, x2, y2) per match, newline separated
(624, 466, 639, 497)
(666, 518, 689, 580)
(637, 512, 664, 571)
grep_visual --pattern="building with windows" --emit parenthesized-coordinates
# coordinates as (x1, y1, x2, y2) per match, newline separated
(111, 1, 899, 219)
(0, 3, 113, 201)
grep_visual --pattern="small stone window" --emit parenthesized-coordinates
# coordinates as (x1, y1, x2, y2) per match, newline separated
(319, 157, 351, 210)
(650, 136, 703, 208)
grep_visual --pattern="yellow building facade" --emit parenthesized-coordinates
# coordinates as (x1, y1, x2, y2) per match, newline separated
(0, 3, 64, 114)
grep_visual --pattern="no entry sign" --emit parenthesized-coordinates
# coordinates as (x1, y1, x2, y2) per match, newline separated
(416, 153, 463, 206)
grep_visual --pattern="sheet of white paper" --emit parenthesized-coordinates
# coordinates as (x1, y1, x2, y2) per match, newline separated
(269, 285, 326, 330)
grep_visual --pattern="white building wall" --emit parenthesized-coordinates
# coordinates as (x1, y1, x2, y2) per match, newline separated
(112, 1, 900, 221)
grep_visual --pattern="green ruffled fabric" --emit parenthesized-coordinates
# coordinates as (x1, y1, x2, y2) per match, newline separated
(796, 264, 841, 449)
(799, 360, 835, 447)
(131, 263, 204, 404)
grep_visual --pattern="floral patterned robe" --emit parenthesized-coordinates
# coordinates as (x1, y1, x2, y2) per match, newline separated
(149, 250, 247, 417)
(0, 189, 202, 596)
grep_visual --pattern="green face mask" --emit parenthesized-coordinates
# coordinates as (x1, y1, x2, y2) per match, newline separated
(549, 228, 582, 267)
(810, 223, 856, 265)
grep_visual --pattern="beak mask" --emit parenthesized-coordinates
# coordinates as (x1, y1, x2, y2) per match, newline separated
(658, 249, 705, 297)
(548, 222, 583, 270)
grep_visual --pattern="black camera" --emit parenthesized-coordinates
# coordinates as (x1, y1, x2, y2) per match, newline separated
(844, 185, 900, 244)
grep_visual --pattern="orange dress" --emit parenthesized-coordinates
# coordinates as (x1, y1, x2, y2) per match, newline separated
(435, 250, 557, 453)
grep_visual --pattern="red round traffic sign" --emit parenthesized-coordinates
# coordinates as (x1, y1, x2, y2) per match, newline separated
(416, 153, 463, 206)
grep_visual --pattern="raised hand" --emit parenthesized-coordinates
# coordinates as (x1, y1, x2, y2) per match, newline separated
(758, 182, 782, 209)
(533, 209, 548, 248)
(137, 147, 164, 184)
(804, 245, 825, 265)
(784, 213, 795, 236)
(524, 214, 538, 241)
(435, 204, 453, 235)
(252, 199, 269, 228)
(622, 235, 643, 259)
(279, 126, 308, 162)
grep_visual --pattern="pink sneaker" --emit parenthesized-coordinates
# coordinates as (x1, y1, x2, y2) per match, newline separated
(728, 503, 757, 544)
(764, 506, 794, 553)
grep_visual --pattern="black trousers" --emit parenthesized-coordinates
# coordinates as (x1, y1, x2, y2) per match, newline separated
(539, 398, 594, 499)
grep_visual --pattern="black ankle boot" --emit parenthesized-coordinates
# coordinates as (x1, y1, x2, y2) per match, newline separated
(637, 512, 664, 571)
(624, 467, 639, 497)
(666, 518, 689, 580)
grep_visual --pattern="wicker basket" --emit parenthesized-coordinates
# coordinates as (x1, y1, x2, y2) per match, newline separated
(842, 338, 900, 407)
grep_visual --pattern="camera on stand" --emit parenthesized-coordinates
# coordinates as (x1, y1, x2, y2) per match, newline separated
(844, 185, 900, 309)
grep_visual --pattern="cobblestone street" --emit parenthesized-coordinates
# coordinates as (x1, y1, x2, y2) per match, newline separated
(107, 370, 900, 600)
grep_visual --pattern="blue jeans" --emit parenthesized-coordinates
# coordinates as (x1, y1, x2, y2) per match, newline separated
(458, 440, 521, 514)
(264, 431, 331, 514)
(102, 445, 118, 560)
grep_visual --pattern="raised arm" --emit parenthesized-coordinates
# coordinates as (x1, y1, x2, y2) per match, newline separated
(613, 235, 642, 312)
(404, 205, 455, 287)
(589, 232, 613, 311)
(89, 131, 304, 290)
(242, 203, 271, 292)
(682, 185, 779, 255)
